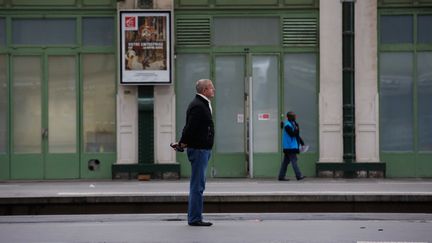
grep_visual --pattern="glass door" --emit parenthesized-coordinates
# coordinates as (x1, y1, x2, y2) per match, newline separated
(45, 55, 79, 179)
(250, 55, 280, 177)
(213, 55, 247, 177)
(213, 54, 280, 178)
(11, 56, 44, 179)
(11, 55, 79, 179)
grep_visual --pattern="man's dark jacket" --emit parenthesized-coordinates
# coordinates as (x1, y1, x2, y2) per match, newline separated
(179, 94, 214, 149)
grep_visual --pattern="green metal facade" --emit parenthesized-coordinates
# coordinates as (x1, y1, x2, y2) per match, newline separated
(174, 0, 319, 178)
(378, 2, 432, 177)
(1, 0, 432, 179)
(0, 0, 117, 180)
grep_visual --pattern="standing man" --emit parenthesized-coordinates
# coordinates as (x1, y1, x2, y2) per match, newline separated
(172, 79, 215, 226)
(278, 111, 306, 181)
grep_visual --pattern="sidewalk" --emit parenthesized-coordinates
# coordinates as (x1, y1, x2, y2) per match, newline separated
(1, 178, 432, 215)
(2, 213, 432, 243)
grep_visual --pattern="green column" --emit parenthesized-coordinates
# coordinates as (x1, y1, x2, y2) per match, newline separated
(138, 86, 154, 164)
(342, 1, 356, 174)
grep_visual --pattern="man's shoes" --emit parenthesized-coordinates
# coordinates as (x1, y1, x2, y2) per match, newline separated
(188, 221, 213, 226)
(278, 178, 289, 181)
(297, 176, 306, 181)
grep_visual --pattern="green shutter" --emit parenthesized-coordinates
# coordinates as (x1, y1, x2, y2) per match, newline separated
(176, 17, 211, 47)
(282, 16, 317, 47)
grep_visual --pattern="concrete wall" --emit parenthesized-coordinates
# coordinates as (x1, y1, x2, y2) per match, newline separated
(355, 0, 380, 162)
(154, 0, 176, 164)
(116, 85, 138, 164)
(116, 0, 138, 164)
(318, 0, 344, 163)
(116, 0, 176, 165)
(155, 0, 172, 9)
(154, 85, 176, 164)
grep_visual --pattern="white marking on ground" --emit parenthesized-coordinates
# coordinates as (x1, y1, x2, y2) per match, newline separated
(357, 241, 428, 243)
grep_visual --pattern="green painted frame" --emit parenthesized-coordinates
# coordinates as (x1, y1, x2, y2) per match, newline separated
(378, 8, 432, 178)
(212, 52, 248, 178)
(0, 50, 9, 179)
(0, 7, 117, 180)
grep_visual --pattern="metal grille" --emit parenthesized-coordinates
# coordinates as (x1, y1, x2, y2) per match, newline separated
(175, 17, 211, 47)
(282, 17, 318, 47)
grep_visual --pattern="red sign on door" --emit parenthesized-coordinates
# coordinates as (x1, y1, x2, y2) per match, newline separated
(258, 113, 270, 121)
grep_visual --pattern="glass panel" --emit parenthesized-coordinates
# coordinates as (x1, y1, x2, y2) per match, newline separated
(176, 54, 210, 139)
(83, 17, 115, 46)
(13, 56, 41, 153)
(83, 54, 116, 153)
(215, 56, 245, 153)
(284, 53, 317, 152)
(418, 15, 432, 44)
(418, 52, 432, 151)
(0, 55, 7, 153)
(48, 56, 76, 153)
(380, 52, 413, 151)
(0, 18, 5, 46)
(213, 17, 280, 46)
(12, 18, 76, 45)
(380, 15, 413, 44)
(252, 55, 278, 153)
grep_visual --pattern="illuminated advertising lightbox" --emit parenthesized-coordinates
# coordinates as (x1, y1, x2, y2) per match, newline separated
(119, 10, 172, 84)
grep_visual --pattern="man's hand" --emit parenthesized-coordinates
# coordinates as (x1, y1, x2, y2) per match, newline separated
(170, 142, 187, 152)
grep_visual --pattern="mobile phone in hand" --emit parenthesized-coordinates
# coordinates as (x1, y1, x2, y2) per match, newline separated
(170, 143, 184, 152)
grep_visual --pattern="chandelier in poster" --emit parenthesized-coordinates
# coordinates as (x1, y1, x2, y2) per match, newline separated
(119, 10, 172, 84)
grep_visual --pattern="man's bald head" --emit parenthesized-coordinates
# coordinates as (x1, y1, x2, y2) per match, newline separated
(195, 79, 215, 99)
(196, 79, 212, 94)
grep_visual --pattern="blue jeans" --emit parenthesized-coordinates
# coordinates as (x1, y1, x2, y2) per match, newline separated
(187, 148, 211, 223)
(278, 152, 303, 180)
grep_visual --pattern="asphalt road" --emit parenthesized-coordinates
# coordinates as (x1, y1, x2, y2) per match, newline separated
(1, 213, 431, 243)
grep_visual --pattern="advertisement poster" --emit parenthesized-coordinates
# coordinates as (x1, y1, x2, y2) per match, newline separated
(120, 10, 171, 84)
